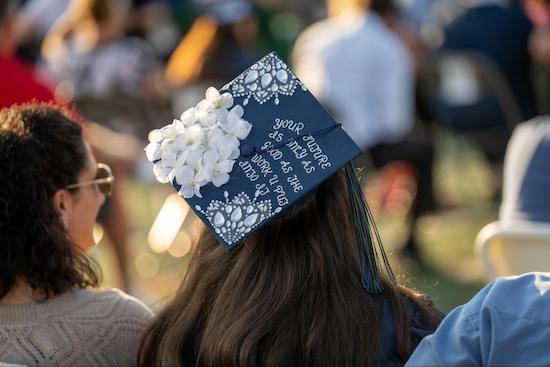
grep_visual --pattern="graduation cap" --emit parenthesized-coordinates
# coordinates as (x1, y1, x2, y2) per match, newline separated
(146, 52, 394, 293)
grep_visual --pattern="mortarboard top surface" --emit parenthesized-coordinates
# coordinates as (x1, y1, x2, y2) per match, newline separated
(153, 52, 362, 250)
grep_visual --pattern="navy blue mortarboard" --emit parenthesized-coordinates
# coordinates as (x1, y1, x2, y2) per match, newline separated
(146, 52, 395, 293)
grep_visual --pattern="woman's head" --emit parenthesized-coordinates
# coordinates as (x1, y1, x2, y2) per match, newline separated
(139, 168, 440, 366)
(0, 103, 102, 299)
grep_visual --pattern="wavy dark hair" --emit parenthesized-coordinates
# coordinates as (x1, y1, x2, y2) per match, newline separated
(138, 169, 442, 367)
(0, 103, 100, 299)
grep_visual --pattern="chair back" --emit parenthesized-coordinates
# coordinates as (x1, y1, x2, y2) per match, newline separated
(424, 50, 523, 132)
(475, 220, 550, 280)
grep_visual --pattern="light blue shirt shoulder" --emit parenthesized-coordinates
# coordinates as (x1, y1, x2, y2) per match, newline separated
(406, 272, 550, 367)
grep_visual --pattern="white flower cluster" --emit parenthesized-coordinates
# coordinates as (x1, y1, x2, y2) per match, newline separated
(145, 87, 252, 199)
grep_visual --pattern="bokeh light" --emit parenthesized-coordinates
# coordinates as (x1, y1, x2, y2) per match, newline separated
(168, 231, 192, 258)
(135, 253, 160, 278)
(148, 194, 190, 253)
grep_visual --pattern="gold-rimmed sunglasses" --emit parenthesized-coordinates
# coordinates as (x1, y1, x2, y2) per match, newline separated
(66, 163, 115, 196)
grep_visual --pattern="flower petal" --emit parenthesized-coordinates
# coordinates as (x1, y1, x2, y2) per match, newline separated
(203, 150, 218, 165)
(229, 147, 240, 160)
(185, 125, 205, 145)
(234, 119, 252, 139)
(181, 107, 197, 126)
(219, 92, 234, 109)
(218, 144, 233, 160)
(176, 149, 189, 166)
(230, 105, 244, 118)
(193, 184, 203, 198)
(195, 165, 213, 183)
(216, 159, 235, 173)
(148, 129, 164, 143)
(213, 108, 228, 123)
(205, 87, 220, 103)
(186, 149, 204, 170)
(162, 151, 177, 168)
(178, 185, 194, 199)
(145, 142, 161, 161)
(197, 99, 214, 112)
(212, 173, 230, 187)
(198, 110, 216, 128)
(174, 165, 194, 185)
(172, 119, 184, 133)
(153, 163, 171, 183)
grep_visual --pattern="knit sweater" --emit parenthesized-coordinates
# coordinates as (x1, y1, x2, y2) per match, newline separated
(0, 288, 153, 366)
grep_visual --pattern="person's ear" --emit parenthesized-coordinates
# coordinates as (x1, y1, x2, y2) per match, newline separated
(52, 189, 73, 228)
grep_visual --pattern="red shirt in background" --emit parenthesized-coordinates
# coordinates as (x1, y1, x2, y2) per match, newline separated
(0, 55, 56, 108)
(0, 55, 85, 125)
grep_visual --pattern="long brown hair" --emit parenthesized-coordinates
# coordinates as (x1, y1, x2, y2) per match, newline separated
(139, 168, 441, 366)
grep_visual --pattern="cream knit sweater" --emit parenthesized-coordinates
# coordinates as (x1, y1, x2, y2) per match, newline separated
(0, 288, 153, 366)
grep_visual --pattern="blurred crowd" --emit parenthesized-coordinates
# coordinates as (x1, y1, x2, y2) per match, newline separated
(2, 0, 550, 365)
(1, 0, 549, 290)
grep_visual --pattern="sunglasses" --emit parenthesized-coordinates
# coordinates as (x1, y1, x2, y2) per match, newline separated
(66, 163, 115, 196)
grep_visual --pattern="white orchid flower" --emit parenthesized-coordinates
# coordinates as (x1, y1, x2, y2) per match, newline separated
(206, 127, 224, 143)
(229, 105, 244, 118)
(207, 131, 241, 159)
(162, 119, 185, 140)
(205, 87, 234, 109)
(152, 162, 172, 183)
(208, 128, 234, 148)
(174, 165, 193, 186)
(160, 150, 177, 169)
(160, 136, 177, 156)
(175, 149, 189, 166)
(216, 105, 243, 132)
(180, 107, 197, 127)
(175, 124, 205, 151)
(224, 114, 252, 145)
(219, 141, 240, 159)
(148, 129, 164, 144)
(196, 99, 214, 112)
(185, 146, 205, 171)
(146, 87, 249, 195)
(195, 150, 234, 187)
(197, 110, 217, 128)
(174, 165, 204, 198)
(145, 142, 161, 161)
(213, 108, 229, 124)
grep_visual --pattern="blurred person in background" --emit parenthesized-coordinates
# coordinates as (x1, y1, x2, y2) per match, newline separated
(526, 0, 550, 114)
(527, 0, 550, 67)
(0, 0, 144, 292)
(166, 0, 263, 114)
(439, 0, 536, 140)
(371, 0, 426, 69)
(15, 0, 69, 64)
(293, 0, 436, 260)
(443, 0, 537, 121)
(41, 0, 168, 123)
(0, 104, 152, 366)
(125, 0, 182, 61)
(0, 0, 57, 107)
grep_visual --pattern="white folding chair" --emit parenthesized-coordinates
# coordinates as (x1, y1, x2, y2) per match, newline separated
(475, 220, 550, 280)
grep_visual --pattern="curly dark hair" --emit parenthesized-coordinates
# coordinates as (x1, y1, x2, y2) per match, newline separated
(0, 103, 100, 299)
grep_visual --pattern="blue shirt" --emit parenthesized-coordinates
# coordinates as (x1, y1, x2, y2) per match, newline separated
(406, 272, 550, 366)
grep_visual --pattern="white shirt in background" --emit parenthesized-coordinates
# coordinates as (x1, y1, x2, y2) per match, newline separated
(293, 11, 414, 151)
